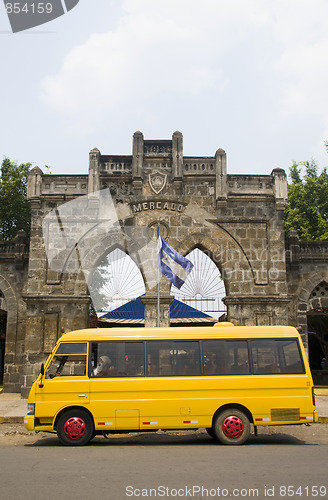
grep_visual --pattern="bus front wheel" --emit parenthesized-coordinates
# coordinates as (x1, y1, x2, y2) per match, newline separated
(213, 409, 250, 445)
(57, 409, 94, 446)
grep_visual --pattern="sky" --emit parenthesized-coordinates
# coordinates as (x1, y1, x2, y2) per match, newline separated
(1, 0, 328, 177)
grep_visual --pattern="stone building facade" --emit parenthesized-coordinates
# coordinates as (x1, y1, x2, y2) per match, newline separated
(0, 131, 327, 395)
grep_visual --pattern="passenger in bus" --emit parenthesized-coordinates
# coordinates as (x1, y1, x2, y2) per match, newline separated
(93, 356, 116, 377)
(208, 353, 218, 374)
(204, 353, 214, 374)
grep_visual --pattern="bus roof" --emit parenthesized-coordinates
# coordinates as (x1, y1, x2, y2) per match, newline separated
(58, 325, 300, 343)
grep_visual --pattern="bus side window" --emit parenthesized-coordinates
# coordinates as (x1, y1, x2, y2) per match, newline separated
(203, 340, 249, 375)
(146, 341, 201, 376)
(251, 339, 305, 375)
(203, 341, 229, 374)
(91, 342, 145, 377)
(279, 340, 305, 374)
(251, 340, 280, 374)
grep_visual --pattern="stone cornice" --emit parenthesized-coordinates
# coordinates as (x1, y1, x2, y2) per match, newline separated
(23, 295, 90, 303)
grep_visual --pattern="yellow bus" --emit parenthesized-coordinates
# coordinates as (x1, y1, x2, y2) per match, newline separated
(24, 324, 318, 446)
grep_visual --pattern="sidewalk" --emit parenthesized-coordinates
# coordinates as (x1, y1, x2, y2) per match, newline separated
(1, 387, 328, 424)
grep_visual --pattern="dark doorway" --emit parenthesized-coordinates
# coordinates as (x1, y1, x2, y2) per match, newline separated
(0, 311, 6, 385)
(307, 313, 328, 385)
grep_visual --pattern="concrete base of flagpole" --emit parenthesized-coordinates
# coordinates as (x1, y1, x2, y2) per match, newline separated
(141, 295, 174, 328)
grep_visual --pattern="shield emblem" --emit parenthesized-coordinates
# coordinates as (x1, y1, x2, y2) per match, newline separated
(149, 171, 167, 194)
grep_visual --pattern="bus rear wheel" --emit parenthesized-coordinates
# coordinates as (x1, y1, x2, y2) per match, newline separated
(206, 427, 215, 439)
(57, 409, 94, 446)
(213, 408, 250, 445)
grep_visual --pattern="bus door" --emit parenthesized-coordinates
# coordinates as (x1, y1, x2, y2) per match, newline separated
(35, 342, 89, 419)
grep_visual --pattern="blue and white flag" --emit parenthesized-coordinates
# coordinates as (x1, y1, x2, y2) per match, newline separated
(157, 228, 194, 289)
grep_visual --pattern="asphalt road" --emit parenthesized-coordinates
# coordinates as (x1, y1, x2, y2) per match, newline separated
(0, 425, 327, 500)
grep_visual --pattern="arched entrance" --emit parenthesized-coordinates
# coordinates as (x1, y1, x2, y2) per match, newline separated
(0, 275, 19, 390)
(171, 248, 226, 322)
(88, 248, 145, 327)
(307, 281, 328, 385)
(0, 289, 6, 385)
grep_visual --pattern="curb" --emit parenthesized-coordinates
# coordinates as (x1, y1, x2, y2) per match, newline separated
(314, 388, 328, 396)
(0, 417, 24, 424)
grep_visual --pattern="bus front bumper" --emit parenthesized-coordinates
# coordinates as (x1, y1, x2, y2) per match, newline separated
(24, 415, 35, 431)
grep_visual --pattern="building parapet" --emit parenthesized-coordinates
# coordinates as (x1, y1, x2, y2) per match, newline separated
(286, 231, 328, 270)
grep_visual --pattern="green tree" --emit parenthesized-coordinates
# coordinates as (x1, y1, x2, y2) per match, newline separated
(284, 160, 328, 240)
(0, 157, 31, 241)
(88, 254, 112, 312)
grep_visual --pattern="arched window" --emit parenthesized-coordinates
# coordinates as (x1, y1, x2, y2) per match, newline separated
(89, 248, 145, 313)
(310, 282, 328, 299)
(171, 248, 226, 320)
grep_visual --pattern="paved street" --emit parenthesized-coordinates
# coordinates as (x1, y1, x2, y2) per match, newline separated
(0, 425, 327, 500)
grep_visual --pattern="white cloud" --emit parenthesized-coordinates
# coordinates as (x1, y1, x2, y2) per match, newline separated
(40, 0, 328, 167)
(269, 0, 328, 149)
(40, 0, 269, 133)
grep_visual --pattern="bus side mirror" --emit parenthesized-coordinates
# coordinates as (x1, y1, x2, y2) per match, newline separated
(39, 363, 45, 388)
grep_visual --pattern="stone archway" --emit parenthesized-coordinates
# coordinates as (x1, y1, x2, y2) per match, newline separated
(296, 273, 328, 356)
(0, 275, 18, 389)
(306, 281, 328, 383)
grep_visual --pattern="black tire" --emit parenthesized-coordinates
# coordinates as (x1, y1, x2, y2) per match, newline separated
(57, 409, 94, 446)
(213, 408, 250, 445)
(206, 427, 216, 439)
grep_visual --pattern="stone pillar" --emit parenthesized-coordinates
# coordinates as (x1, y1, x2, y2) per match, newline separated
(172, 131, 183, 194)
(132, 131, 144, 192)
(88, 147, 101, 212)
(215, 148, 227, 208)
(224, 296, 290, 326)
(272, 168, 287, 210)
(141, 294, 173, 327)
(88, 146, 100, 192)
(172, 131, 183, 175)
(27, 166, 43, 205)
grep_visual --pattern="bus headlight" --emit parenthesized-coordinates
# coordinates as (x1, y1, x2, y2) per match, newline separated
(27, 403, 35, 415)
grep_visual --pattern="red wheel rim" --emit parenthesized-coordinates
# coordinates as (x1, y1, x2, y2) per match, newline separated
(63, 417, 86, 440)
(222, 415, 244, 439)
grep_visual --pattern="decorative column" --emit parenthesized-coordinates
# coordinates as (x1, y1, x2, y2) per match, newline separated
(172, 130, 183, 193)
(132, 130, 144, 193)
(215, 148, 227, 208)
(272, 168, 287, 210)
(88, 147, 101, 211)
(27, 166, 43, 208)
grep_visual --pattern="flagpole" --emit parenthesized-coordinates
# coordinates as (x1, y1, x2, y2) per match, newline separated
(157, 224, 160, 327)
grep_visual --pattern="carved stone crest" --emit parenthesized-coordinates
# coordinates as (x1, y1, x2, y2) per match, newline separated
(149, 171, 167, 194)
